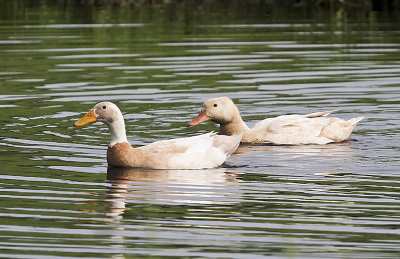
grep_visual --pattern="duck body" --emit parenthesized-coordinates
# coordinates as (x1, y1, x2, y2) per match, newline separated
(74, 102, 243, 169)
(107, 132, 242, 169)
(188, 97, 364, 145)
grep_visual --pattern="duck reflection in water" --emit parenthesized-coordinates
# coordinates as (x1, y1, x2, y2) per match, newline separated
(105, 166, 241, 219)
(102, 167, 241, 258)
(235, 140, 357, 156)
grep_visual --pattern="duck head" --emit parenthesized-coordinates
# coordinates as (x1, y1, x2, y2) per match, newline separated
(74, 101, 127, 146)
(188, 96, 238, 126)
(74, 102, 124, 126)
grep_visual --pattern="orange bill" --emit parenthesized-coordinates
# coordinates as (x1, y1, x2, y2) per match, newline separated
(187, 109, 210, 126)
(73, 109, 98, 127)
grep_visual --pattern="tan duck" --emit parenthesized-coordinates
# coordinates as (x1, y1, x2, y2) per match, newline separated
(74, 101, 243, 169)
(188, 97, 364, 145)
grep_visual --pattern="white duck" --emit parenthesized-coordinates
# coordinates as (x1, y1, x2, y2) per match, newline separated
(74, 101, 243, 169)
(188, 97, 364, 145)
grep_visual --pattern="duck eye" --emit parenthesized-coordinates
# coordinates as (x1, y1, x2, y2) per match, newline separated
(213, 104, 218, 107)
(102, 105, 106, 109)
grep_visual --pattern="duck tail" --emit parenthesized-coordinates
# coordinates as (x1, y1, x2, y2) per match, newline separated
(348, 116, 364, 125)
(227, 131, 244, 156)
(218, 131, 244, 157)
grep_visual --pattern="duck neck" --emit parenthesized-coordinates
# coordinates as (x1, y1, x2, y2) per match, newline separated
(219, 109, 250, 136)
(107, 118, 128, 147)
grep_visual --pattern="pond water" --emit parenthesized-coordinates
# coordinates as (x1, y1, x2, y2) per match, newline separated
(0, 2, 400, 258)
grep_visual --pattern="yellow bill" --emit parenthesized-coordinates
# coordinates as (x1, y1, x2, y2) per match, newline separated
(73, 109, 98, 127)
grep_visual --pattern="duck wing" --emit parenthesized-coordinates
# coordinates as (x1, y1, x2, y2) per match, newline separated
(252, 111, 363, 145)
(136, 132, 243, 169)
(304, 110, 339, 118)
(252, 114, 333, 144)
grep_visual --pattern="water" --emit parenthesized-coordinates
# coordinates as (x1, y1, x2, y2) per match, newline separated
(1, 2, 400, 258)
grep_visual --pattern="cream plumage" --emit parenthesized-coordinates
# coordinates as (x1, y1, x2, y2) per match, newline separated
(188, 97, 363, 145)
(74, 101, 243, 169)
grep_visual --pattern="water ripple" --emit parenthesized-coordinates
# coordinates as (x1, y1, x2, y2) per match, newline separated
(1, 8, 400, 259)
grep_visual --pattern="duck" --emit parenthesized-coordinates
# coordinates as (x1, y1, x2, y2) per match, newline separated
(73, 101, 243, 169)
(188, 96, 364, 145)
